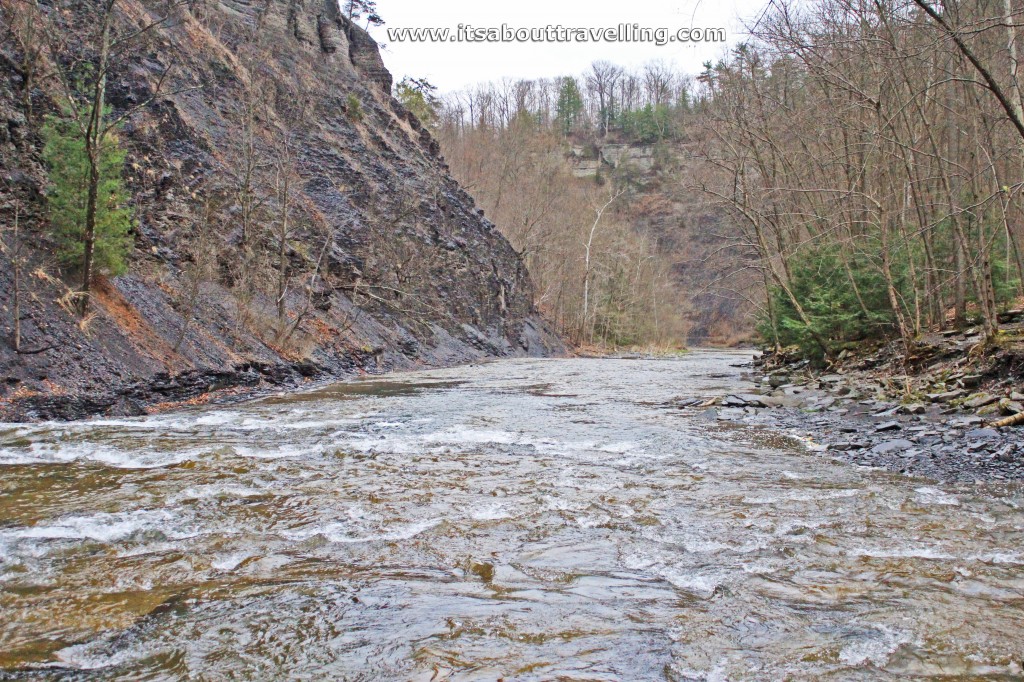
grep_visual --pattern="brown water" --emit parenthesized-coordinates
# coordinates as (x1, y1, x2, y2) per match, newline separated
(1, 351, 1022, 680)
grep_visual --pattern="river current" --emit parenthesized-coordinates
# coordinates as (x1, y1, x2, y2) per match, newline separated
(1, 351, 1022, 679)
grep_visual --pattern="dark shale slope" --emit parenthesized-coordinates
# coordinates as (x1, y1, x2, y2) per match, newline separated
(0, 0, 563, 420)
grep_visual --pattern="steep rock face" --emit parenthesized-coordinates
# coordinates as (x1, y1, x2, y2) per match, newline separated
(567, 140, 756, 344)
(0, 0, 563, 420)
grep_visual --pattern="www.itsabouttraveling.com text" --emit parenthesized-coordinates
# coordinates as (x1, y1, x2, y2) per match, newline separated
(385, 24, 727, 46)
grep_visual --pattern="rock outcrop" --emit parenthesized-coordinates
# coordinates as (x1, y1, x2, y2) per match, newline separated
(569, 144, 656, 177)
(0, 0, 563, 421)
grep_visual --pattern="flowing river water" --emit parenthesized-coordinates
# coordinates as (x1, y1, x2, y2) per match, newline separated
(1, 351, 1023, 680)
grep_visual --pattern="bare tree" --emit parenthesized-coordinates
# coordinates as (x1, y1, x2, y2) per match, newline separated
(0, 200, 26, 353)
(273, 129, 299, 326)
(587, 61, 623, 137)
(2, 0, 46, 123)
(642, 60, 675, 108)
(173, 195, 219, 353)
(581, 187, 625, 343)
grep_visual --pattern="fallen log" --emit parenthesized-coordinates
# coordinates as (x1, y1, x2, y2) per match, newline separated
(990, 412, 1024, 428)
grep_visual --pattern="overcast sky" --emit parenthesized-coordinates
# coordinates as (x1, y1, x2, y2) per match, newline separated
(367, 0, 769, 93)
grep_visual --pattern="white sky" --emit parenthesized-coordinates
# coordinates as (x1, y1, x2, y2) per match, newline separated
(367, 0, 770, 93)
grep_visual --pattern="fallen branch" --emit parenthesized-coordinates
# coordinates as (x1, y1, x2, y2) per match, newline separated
(990, 412, 1024, 428)
(16, 345, 55, 355)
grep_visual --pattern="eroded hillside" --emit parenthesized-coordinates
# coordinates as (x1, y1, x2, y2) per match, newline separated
(0, 0, 562, 420)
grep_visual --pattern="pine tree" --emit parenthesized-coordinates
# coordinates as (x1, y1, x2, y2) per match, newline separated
(41, 109, 132, 278)
(343, 0, 383, 28)
(555, 77, 583, 137)
(395, 77, 439, 127)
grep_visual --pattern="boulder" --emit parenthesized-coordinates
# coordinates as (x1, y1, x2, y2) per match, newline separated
(1000, 399, 1024, 415)
(995, 445, 1017, 462)
(760, 396, 803, 409)
(722, 394, 768, 408)
(871, 439, 915, 454)
(977, 403, 1002, 417)
(964, 393, 998, 409)
(927, 389, 966, 403)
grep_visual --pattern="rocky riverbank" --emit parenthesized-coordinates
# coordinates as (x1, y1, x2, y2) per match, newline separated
(667, 329, 1024, 483)
(0, 357, 365, 422)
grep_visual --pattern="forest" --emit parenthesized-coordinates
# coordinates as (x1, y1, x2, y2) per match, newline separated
(397, 0, 1024, 358)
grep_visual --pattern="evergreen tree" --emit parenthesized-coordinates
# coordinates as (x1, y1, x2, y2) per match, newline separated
(555, 77, 584, 136)
(757, 244, 903, 360)
(343, 0, 383, 28)
(41, 110, 132, 277)
(395, 76, 439, 127)
(619, 104, 673, 143)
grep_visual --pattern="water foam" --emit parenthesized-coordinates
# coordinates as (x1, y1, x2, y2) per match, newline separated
(838, 626, 911, 667)
(0, 509, 181, 544)
(283, 517, 441, 544)
(912, 487, 960, 506)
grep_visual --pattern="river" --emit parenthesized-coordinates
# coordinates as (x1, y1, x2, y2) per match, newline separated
(1, 351, 1022, 680)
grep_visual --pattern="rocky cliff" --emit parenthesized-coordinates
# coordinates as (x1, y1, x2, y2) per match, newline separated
(0, 0, 563, 420)
(568, 140, 756, 345)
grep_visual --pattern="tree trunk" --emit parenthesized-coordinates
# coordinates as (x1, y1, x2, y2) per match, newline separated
(762, 267, 781, 352)
(277, 163, 290, 325)
(1006, 0, 1024, 124)
(581, 190, 620, 344)
(12, 203, 21, 354)
(954, 238, 966, 327)
(79, 155, 101, 316)
(79, 0, 115, 316)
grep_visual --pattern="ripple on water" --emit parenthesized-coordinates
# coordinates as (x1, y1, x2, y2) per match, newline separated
(837, 625, 912, 667)
(0, 353, 1022, 679)
(282, 517, 443, 544)
(0, 509, 184, 544)
(912, 486, 960, 506)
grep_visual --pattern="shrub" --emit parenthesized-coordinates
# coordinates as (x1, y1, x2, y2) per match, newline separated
(346, 93, 363, 121)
